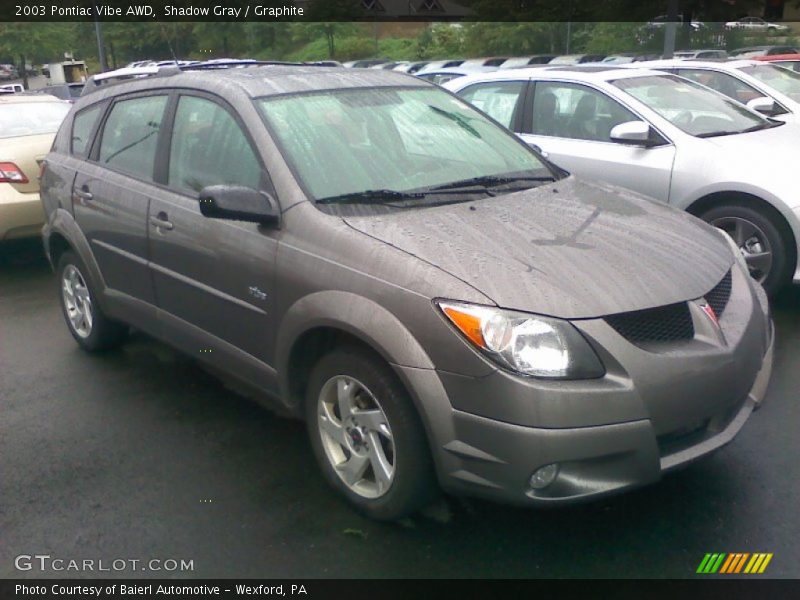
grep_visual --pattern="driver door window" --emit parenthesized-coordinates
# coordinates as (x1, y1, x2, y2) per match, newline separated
(530, 82, 638, 142)
(168, 95, 262, 194)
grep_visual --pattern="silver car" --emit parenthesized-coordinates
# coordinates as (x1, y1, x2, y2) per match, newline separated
(445, 65, 800, 294)
(41, 64, 773, 520)
(637, 59, 800, 125)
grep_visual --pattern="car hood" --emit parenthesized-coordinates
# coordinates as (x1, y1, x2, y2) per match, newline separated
(702, 120, 800, 158)
(343, 177, 734, 319)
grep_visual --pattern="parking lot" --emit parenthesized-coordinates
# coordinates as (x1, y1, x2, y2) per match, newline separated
(1, 238, 798, 579)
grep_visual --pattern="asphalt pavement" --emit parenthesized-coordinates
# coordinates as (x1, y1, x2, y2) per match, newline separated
(1, 238, 798, 579)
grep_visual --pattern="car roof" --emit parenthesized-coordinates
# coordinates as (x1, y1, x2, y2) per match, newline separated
(755, 53, 800, 61)
(82, 64, 427, 102)
(731, 45, 794, 53)
(632, 59, 760, 70)
(420, 66, 496, 75)
(0, 93, 63, 104)
(445, 65, 671, 87)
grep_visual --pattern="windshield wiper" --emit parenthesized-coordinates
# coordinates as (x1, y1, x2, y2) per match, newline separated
(316, 189, 426, 205)
(315, 187, 492, 206)
(696, 122, 774, 138)
(427, 174, 556, 192)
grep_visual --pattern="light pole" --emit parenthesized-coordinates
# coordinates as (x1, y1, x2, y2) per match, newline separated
(565, 0, 573, 54)
(94, 3, 109, 72)
(663, 0, 680, 58)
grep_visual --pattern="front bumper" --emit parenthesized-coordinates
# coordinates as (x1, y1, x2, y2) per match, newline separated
(0, 184, 44, 241)
(398, 267, 774, 506)
(436, 330, 770, 506)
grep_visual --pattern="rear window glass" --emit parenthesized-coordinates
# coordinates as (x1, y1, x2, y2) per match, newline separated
(71, 104, 103, 157)
(0, 101, 70, 139)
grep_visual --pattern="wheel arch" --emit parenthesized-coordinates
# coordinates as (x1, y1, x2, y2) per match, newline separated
(45, 208, 111, 311)
(276, 291, 437, 415)
(685, 190, 799, 279)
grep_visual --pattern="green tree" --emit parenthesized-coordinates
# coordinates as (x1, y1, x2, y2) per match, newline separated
(0, 22, 73, 88)
(305, 0, 365, 57)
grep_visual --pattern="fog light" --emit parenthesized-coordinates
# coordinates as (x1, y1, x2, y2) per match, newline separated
(529, 463, 559, 490)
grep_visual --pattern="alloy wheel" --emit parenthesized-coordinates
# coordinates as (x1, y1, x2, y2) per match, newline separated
(711, 216, 773, 283)
(61, 264, 93, 338)
(317, 375, 395, 499)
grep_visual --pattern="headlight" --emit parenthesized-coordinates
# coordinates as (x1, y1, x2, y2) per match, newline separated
(436, 301, 605, 379)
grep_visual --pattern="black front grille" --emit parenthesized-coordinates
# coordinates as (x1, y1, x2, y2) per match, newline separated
(606, 302, 694, 344)
(705, 269, 732, 317)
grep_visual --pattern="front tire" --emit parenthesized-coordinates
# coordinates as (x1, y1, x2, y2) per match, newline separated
(700, 203, 793, 296)
(57, 250, 127, 351)
(305, 346, 437, 520)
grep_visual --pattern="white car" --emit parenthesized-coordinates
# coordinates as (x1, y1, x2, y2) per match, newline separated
(416, 66, 498, 85)
(415, 59, 466, 75)
(637, 59, 800, 125)
(445, 65, 800, 293)
(673, 50, 729, 60)
(647, 15, 704, 30)
(0, 83, 24, 93)
(725, 17, 790, 32)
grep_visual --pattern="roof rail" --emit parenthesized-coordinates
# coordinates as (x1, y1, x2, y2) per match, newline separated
(82, 65, 180, 95)
(81, 59, 341, 96)
(179, 59, 340, 70)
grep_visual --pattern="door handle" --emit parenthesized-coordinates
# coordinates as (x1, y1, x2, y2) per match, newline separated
(74, 188, 93, 203)
(149, 213, 174, 231)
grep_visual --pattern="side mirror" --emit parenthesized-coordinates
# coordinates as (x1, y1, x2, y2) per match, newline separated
(746, 96, 778, 116)
(610, 120, 656, 147)
(526, 142, 549, 158)
(199, 185, 279, 226)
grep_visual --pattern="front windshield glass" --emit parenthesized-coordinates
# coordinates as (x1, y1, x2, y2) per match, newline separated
(739, 64, 800, 102)
(257, 86, 551, 207)
(613, 74, 770, 137)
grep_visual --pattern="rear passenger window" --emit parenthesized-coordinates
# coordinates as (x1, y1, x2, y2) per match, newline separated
(457, 81, 525, 128)
(98, 95, 167, 180)
(168, 96, 261, 194)
(71, 104, 102, 157)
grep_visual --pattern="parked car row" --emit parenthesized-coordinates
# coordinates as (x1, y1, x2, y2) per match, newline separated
(643, 16, 792, 33)
(31, 61, 774, 521)
(343, 44, 800, 79)
(444, 61, 800, 295)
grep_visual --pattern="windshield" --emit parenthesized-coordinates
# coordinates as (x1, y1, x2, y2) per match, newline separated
(613, 74, 770, 137)
(739, 64, 800, 102)
(0, 101, 70, 139)
(257, 87, 551, 208)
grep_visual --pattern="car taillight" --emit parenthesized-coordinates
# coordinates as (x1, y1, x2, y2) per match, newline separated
(0, 162, 29, 184)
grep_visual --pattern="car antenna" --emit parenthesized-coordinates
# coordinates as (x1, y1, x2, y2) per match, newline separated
(155, 18, 180, 65)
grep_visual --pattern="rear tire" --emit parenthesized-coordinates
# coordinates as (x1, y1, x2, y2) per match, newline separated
(57, 250, 127, 351)
(700, 203, 793, 296)
(305, 346, 438, 520)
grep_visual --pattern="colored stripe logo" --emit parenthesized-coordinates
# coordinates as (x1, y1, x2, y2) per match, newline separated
(697, 553, 773, 574)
